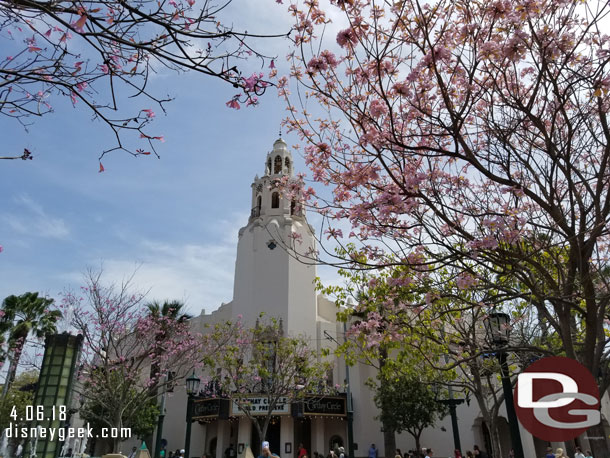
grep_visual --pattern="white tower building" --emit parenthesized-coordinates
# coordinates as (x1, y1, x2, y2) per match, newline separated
(121, 137, 572, 458)
(231, 137, 317, 338)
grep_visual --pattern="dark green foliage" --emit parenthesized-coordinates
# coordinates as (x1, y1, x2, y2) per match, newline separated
(372, 374, 448, 452)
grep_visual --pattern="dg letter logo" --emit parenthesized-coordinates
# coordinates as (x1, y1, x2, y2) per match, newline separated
(514, 356, 601, 441)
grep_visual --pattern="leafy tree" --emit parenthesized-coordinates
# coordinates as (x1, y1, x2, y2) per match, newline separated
(0, 370, 39, 455)
(205, 317, 332, 450)
(143, 300, 192, 448)
(371, 374, 447, 456)
(0, 292, 62, 398)
(280, 1, 610, 454)
(0, 0, 283, 162)
(80, 373, 160, 442)
(62, 269, 208, 452)
(319, 248, 549, 457)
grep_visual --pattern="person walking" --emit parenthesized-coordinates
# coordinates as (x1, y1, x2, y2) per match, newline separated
(574, 447, 586, 458)
(545, 447, 555, 458)
(465, 452, 474, 458)
(473, 445, 488, 458)
(128, 446, 138, 458)
(454, 449, 463, 458)
(585, 450, 593, 458)
(258, 442, 280, 458)
(554, 448, 567, 458)
(395, 449, 402, 458)
(226, 444, 237, 458)
(368, 444, 378, 458)
(298, 444, 308, 458)
(424, 449, 433, 458)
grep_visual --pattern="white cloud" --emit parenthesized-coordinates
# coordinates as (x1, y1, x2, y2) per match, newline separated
(3, 195, 70, 239)
(58, 212, 247, 315)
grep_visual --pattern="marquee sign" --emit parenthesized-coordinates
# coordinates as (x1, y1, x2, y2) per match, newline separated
(192, 398, 230, 420)
(231, 396, 291, 416)
(303, 396, 347, 417)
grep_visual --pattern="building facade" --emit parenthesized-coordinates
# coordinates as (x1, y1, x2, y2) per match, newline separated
(147, 138, 610, 458)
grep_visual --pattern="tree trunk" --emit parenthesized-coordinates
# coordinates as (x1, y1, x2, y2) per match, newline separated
(1, 356, 16, 399)
(488, 421, 502, 458)
(112, 410, 123, 452)
(414, 436, 421, 458)
(585, 423, 607, 458)
(382, 428, 395, 458)
(1, 343, 24, 399)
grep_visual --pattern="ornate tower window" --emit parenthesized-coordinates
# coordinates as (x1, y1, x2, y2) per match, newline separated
(274, 155, 282, 174)
(285, 157, 291, 174)
(256, 195, 262, 216)
(267, 158, 272, 175)
(272, 192, 280, 209)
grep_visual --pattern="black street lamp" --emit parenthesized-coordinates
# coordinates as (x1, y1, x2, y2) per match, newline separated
(324, 327, 355, 458)
(483, 312, 524, 458)
(433, 384, 464, 454)
(437, 327, 464, 454)
(184, 371, 201, 458)
(154, 374, 168, 458)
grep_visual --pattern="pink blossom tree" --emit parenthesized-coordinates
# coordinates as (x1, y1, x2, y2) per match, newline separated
(322, 251, 556, 456)
(279, 0, 610, 452)
(204, 317, 332, 451)
(0, 0, 284, 163)
(62, 269, 212, 453)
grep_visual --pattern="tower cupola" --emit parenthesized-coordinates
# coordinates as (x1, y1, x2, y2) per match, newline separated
(265, 137, 293, 177)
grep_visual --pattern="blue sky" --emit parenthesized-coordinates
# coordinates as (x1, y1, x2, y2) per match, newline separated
(0, 0, 341, 316)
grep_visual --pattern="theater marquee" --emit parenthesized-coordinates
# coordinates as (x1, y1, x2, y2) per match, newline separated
(231, 396, 291, 416)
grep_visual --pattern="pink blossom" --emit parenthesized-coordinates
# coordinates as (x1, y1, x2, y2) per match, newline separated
(307, 56, 328, 73)
(226, 97, 240, 109)
(336, 28, 358, 48)
(368, 99, 387, 118)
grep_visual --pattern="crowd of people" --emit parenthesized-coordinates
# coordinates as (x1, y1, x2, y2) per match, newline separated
(545, 446, 593, 458)
(152, 441, 595, 458)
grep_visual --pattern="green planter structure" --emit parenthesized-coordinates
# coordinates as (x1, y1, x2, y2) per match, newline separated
(26, 333, 84, 458)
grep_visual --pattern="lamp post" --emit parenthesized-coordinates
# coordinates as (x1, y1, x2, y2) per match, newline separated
(154, 374, 167, 458)
(184, 371, 201, 458)
(483, 312, 524, 458)
(324, 327, 355, 458)
(434, 389, 464, 453)
(437, 328, 463, 454)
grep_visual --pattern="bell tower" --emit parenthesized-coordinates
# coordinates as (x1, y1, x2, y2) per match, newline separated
(231, 138, 317, 337)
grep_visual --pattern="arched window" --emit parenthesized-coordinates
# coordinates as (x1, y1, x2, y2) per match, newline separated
(256, 195, 262, 216)
(272, 192, 280, 208)
(274, 155, 282, 174)
(267, 158, 272, 175)
(290, 200, 296, 215)
(329, 436, 344, 453)
(285, 157, 291, 173)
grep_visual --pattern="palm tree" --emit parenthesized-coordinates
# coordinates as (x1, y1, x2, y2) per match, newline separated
(1, 292, 62, 398)
(146, 300, 191, 324)
(145, 300, 191, 456)
(146, 300, 192, 382)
